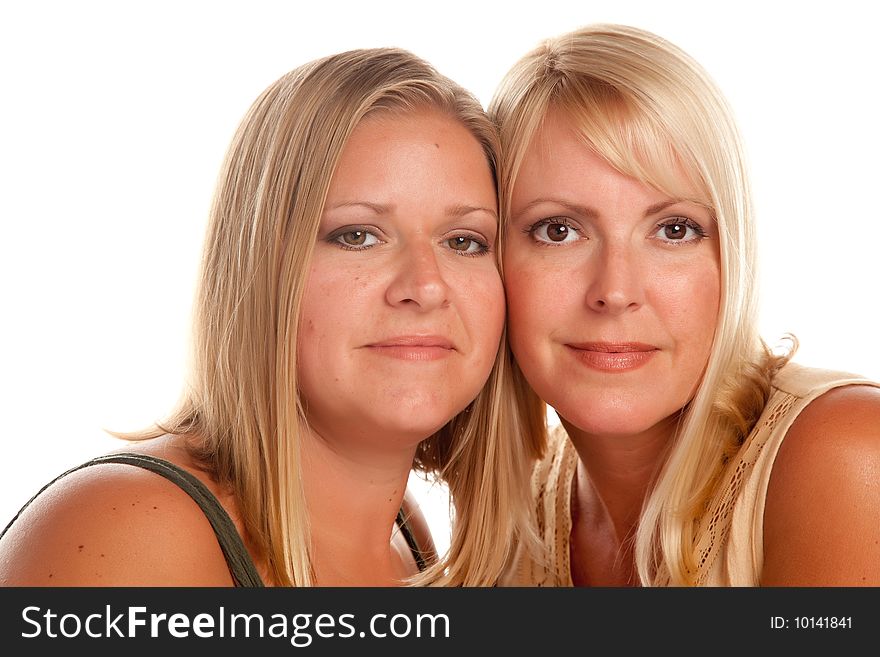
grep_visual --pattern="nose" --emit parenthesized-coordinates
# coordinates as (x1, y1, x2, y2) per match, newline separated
(385, 242, 450, 312)
(585, 243, 644, 314)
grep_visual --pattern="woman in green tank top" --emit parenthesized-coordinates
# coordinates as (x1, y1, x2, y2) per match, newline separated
(0, 48, 538, 587)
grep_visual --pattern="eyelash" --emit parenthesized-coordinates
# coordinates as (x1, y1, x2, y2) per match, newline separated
(325, 226, 492, 257)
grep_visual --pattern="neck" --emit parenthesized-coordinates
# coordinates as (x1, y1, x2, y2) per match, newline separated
(562, 413, 679, 544)
(300, 428, 417, 586)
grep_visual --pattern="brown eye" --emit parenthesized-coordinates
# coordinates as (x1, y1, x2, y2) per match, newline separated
(653, 219, 705, 244)
(529, 219, 579, 245)
(663, 224, 686, 240)
(546, 224, 570, 242)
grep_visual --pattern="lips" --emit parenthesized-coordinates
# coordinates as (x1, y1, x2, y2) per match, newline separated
(565, 342, 658, 372)
(369, 335, 455, 349)
(364, 335, 455, 361)
(566, 342, 657, 353)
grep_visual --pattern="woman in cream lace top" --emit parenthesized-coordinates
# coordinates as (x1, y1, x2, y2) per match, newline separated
(491, 24, 880, 586)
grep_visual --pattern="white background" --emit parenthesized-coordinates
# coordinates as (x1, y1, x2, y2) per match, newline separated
(2, 1, 878, 559)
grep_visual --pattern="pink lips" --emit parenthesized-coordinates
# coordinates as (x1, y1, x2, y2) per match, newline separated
(565, 342, 658, 372)
(365, 335, 455, 361)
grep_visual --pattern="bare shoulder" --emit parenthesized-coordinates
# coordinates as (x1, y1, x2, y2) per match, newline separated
(0, 454, 234, 586)
(762, 384, 880, 585)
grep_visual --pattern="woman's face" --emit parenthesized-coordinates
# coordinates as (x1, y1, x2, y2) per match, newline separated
(504, 111, 721, 438)
(298, 109, 504, 450)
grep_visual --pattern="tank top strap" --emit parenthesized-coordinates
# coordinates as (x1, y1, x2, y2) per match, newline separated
(2, 452, 264, 587)
(5, 452, 430, 582)
(94, 453, 265, 586)
(396, 508, 429, 572)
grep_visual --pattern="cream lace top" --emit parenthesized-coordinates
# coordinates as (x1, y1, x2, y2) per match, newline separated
(501, 362, 879, 586)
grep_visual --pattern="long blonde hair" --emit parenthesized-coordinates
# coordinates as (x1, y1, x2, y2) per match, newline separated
(125, 48, 540, 586)
(490, 24, 790, 585)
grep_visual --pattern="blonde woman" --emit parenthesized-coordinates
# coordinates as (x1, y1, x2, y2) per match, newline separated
(0, 48, 538, 587)
(492, 24, 880, 586)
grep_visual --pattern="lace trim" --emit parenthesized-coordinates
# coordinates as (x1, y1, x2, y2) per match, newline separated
(693, 393, 796, 583)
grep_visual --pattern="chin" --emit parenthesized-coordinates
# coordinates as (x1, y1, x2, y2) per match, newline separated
(554, 393, 675, 438)
(390, 400, 468, 437)
(367, 418, 450, 449)
(565, 415, 663, 438)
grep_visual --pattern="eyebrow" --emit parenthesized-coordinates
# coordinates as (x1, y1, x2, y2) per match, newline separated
(446, 204, 498, 221)
(325, 201, 497, 220)
(325, 201, 391, 214)
(513, 197, 690, 221)
(513, 198, 598, 222)
(643, 199, 683, 217)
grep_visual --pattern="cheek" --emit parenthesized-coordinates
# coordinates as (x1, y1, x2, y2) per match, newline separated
(297, 263, 373, 379)
(458, 267, 506, 350)
(504, 270, 539, 357)
(300, 268, 340, 342)
(301, 260, 374, 325)
(502, 263, 567, 391)
(504, 252, 577, 348)
(651, 261, 720, 357)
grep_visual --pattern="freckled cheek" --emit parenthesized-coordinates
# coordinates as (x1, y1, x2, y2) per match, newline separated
(300, 265, 375, 347)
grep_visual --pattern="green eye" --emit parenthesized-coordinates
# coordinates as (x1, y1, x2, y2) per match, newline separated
(446, 236, 488, 256)
(329, 227, 380, 250)
(340, 230, 368, 246)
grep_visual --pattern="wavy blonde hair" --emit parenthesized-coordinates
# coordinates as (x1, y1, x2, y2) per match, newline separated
(490, 24, 791, 585)
(123, 48, 540, 586)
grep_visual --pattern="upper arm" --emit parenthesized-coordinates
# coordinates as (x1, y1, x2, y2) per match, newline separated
(0, 464, 235, 586)
(761, 385, 880, 585)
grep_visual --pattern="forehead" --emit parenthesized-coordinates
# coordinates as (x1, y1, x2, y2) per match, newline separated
(520, 110, 600, 174)
(325, 109, 498, 212)
(516, 107, 708, 208)
(334, 110, 486, 174)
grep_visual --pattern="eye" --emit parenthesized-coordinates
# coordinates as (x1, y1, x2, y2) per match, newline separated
(652, 218, 707, 244)
(329, 227, 381, 250)
(446, 235, 490, 256)
(527, 218, 581, 245)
